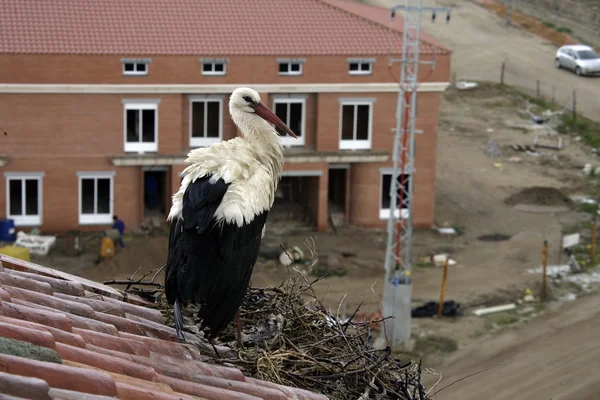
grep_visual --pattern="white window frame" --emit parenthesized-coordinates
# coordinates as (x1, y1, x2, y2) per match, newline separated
(123, 99, 160, 153)
(338, 98, 375, 150)
(379, 170, 411, 220)
(347, 58, 374, 76)
(272, 95, 306, 146)
(201, 63, 226, 76)
(77, 171, 115, 225)
(4, 172, 44, 227)
(188, 95, 224, 147)
(277, 58, 305, 76)
(121, 58, 151, 76)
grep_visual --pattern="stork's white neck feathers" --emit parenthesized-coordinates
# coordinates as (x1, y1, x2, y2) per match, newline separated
(167, 101, 285, 227)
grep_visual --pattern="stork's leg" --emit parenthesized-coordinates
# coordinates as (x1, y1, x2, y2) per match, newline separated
(235, 311, 244, 348)
(208, 338, 221, 359)
(174, 299, 185, 341)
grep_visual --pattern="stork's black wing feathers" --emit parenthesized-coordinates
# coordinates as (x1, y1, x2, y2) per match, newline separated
(165, 174, 268, 339)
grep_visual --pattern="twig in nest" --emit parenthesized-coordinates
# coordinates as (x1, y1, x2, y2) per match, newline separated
(103, 265, 165, 290)
(304, 346, 392, 380)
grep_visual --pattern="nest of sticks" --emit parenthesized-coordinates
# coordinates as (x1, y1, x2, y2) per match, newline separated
(215, 278, 434, 399)
(112, 238, 439, 399)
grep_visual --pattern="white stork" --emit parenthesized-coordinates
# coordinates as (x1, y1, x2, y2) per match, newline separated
(165, 87, 297, 341)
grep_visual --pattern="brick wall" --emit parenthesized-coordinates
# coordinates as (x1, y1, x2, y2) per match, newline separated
(0, 52, 449, 232)
(0, 54, 450, 85)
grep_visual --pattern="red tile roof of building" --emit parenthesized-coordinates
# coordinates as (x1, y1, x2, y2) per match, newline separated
(321, 0, 450, 52)
(0, 0, 447, 56)
(0, 254, 328, 400)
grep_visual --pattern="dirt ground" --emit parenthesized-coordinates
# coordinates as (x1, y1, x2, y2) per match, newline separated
(427, 292, 600, 400)
(370, 0, 600, 122)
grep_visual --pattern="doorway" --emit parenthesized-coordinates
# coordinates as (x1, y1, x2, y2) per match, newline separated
(328, 168, 347, 215)
(143, 169, 167, 219)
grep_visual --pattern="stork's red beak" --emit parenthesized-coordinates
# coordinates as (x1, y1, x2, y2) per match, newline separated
(254, 102, 298, 139)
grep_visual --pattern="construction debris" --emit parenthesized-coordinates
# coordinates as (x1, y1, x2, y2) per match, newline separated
(481, 139, 503, 157)
(533, 135, 563, 150)
(472, 303, 516, 317)
(456, 81, 478, 90)
(14, 231, 56, 256)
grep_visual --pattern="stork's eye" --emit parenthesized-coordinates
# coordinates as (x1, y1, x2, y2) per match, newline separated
(243, 96, 253, 103)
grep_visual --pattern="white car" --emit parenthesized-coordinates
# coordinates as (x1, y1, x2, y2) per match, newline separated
(555, 44, 600, 76)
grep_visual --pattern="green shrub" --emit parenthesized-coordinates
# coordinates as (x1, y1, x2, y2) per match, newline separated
(542, 20, 556, 28)
(557, 26, 573, 34)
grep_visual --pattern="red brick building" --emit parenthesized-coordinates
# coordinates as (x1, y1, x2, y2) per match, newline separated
(0, 0, 451, 233)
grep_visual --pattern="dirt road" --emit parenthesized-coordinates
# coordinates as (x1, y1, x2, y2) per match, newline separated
(428, 292, 600, 400)
(369, 0, 600, 121)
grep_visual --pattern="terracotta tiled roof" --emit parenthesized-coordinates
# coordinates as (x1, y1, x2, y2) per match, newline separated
(0, 0, 442, 56)
(321, 0, 450, 53)
(0, 254, 328, 400)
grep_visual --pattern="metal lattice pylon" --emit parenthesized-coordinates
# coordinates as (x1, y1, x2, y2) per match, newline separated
(381, 0, 452, 348)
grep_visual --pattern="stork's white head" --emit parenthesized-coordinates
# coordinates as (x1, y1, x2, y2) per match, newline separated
(229, 87, 297, 139)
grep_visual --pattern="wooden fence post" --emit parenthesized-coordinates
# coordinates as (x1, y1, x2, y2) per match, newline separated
(573, 89, 577, 120)
(591, 214, 597, 264)
(437, 256, 450, 319)
(500, 62, 505, 85)
(542, 240, 548, 299)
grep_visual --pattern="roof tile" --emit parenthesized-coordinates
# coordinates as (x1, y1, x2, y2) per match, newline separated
(0, 321, 57, 350)
(0, 353, 118, 397)
(98, 294, 165, 324)
(47, 388, 119, 400)
(53, 293, 127, 317)
(158, 374, 264, 400)
(0, 315, 86, 348)
(54, 342, 160, 382)
(114, 382, 199, 400)
(71, 329, 150, 357)
(0, 371, 52, 400)
(0, 287, 11, 302)
(178, 374, 289, 400)
(0, 300, 73, 331)
(11, 299, 119, 335)
(0, 0, 442, 56)
(0, 255, 328, 400)
(0, 270, 54, 295)
(118, 331, 202, 360)
(3, 269, 86, 297)
(3, 286, 96, 318)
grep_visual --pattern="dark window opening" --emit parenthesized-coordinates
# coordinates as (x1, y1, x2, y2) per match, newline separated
(126, 108, 156, 143)
(381, 174, 411, 210)
(279, 63, 289, 73)
(274, 101, 303, 138)
(144, 170, 167, 217)
(341, 104, 370, 141)
(141, 109, 155, 142)
(81, 178, 95, 214)
(9, 180, 22, 215)
(81, 177, 111, 215)
(191, 101, 220, 139)
(341, 105, 354, 140)
(25, 179, 38, 215)
(356, 105, 369, 140)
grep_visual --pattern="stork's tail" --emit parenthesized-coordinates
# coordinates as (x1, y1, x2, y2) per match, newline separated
(174, 299, 185, 341)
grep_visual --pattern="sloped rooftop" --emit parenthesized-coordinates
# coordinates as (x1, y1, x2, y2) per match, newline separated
(0, 254, 327, 400)
(0, 0, 446, 55)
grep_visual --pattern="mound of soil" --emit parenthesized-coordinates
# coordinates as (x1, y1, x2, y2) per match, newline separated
(505, 187, 573, 207)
